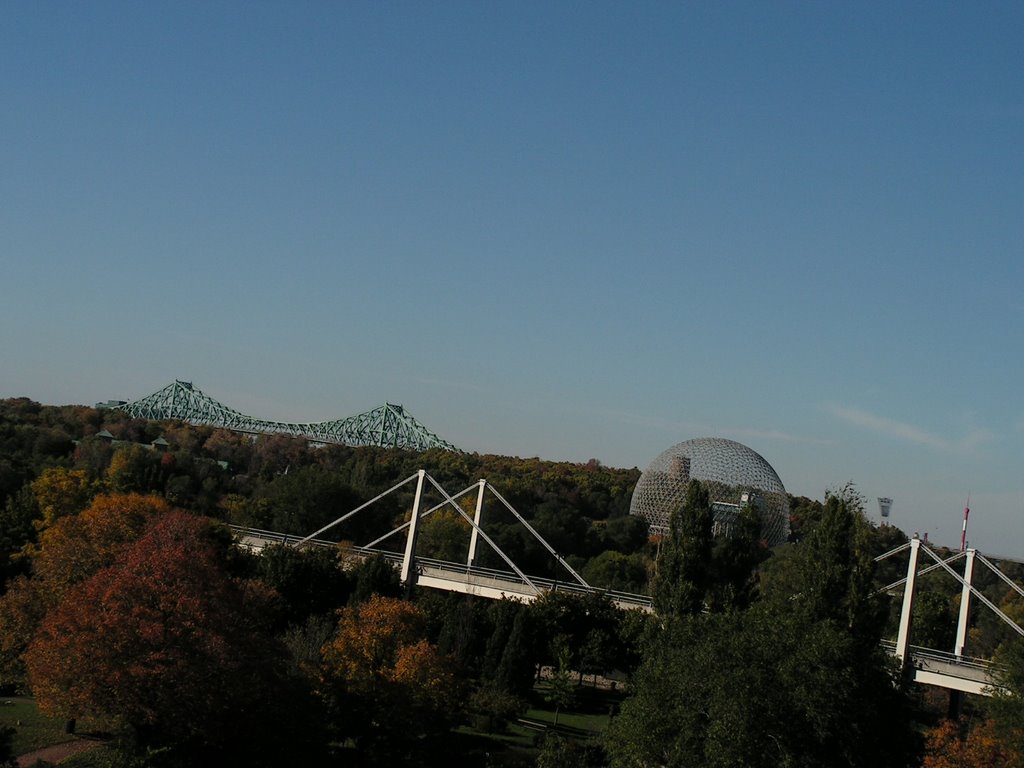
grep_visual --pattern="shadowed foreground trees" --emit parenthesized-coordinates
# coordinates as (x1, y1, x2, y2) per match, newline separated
(23, 511, 326, 767)
(607, 485, 919, 768)
(318, 595, 462, 762)
(0, 493, 175, 689)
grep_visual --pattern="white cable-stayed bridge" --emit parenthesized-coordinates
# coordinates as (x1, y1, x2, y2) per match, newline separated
(230, 470, 1024, 697)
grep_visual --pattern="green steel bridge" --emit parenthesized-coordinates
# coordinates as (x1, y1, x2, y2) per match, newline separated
(110, 380, 460, 452)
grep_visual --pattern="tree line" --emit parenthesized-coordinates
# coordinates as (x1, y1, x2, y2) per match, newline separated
(3, 397, 1024, 766)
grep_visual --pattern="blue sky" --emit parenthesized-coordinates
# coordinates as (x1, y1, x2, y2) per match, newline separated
(2, 2, 1022, 553)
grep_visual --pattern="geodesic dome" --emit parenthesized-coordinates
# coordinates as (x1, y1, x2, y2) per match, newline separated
(630, 437, 789, 546)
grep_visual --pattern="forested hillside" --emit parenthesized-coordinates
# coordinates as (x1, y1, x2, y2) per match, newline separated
(2, 397, 1024, 767)
(0, 397, 650, 590)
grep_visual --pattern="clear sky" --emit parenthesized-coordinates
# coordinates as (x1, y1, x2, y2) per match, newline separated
(2, 2, 1022, 554)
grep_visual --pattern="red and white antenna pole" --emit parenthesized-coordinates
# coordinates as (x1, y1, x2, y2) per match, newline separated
(960, 494, 971, 552)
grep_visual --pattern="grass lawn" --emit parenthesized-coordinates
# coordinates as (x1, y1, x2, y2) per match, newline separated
(0, 697, 76, 756)
(0, 697, 109, 758)
(524, 682, 620, 735)
(447, 681, 622, 766)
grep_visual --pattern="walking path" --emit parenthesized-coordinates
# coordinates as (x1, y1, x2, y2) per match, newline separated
(16, 738, 100, 766)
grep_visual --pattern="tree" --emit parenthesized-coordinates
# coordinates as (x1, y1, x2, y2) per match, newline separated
(653, 480, 713, 618)
(707, 502, 766, 611)
(545, 639, 576, 727)
(434, 593, 489, 677)
(106, 444, 162, 494)
(252, 465, 363, 537)
(24, 510, 303, 765)
(768, 484, 888, 648)
(31, 493, 173, 601)
(482, 598, 535, 697)
(608, 483, 919, 768)
(594, 514, 649, 556)
(416, 507, 470, 562)
(30, 468, 97, 529)
(493, 602, 536, 696)
(0, 494, 173, 688)
(0, 576, 46, 687)
(0, 486, 37, 585)
(582, 550, 648, 593)
(924, 718, 1018, 768)
(912, 589, 957, 651)
(989, 638, 1024, 757)
(318, 595, 462, 760)
(348, 552, 402, 604)
(538, 735, 606, 768)
(254, 543, 351, 628)
(606, 604, 919, 768)
(201, 428, 253, 472)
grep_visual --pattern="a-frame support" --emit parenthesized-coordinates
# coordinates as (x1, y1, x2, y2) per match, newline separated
(400, 470, 427, 585)
(895, 536, 921, 666)
(467, 479, 486, 568)
(955, 549, 976, 658)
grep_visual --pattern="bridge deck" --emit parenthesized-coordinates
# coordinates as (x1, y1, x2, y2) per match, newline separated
(881, 640, 999, 696)
(233, 526, 654, 612)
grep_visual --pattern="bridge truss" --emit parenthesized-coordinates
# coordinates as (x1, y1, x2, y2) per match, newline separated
(115, 380, 460, 452)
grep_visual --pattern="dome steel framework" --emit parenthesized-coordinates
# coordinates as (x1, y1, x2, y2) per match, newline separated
(629, 437, 789, 546)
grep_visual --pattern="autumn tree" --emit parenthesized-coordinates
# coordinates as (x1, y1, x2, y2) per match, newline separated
(30, 467, 98, 530)
(924, 718, 1018, 768)
(0, 493, 173, 687)
(319, 595, 462, 761)
(32, 493, 173, 600)
(24, 510, 314, 766)
(201, 427, 253, 471)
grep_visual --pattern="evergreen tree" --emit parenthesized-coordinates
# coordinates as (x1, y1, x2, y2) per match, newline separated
(653, 480, 713, 618)
(609, 483, 919, 768)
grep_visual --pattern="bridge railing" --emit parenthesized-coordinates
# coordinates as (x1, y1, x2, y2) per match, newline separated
(412, 555, 654, 609)
(230, 525, 654, 610)
(880, 639, 999, 678)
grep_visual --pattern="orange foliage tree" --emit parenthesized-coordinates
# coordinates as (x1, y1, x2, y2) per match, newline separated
(0, 493, 172, 688)
(319, 595, 462, 757)
(924, 718, 1018, 767)
(32, 493, 173, 600)
(24, 510, 288, 760)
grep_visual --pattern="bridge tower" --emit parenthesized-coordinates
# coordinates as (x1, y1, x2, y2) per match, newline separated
(400, 470, 427, 588)
(895, 537, 980, 669)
